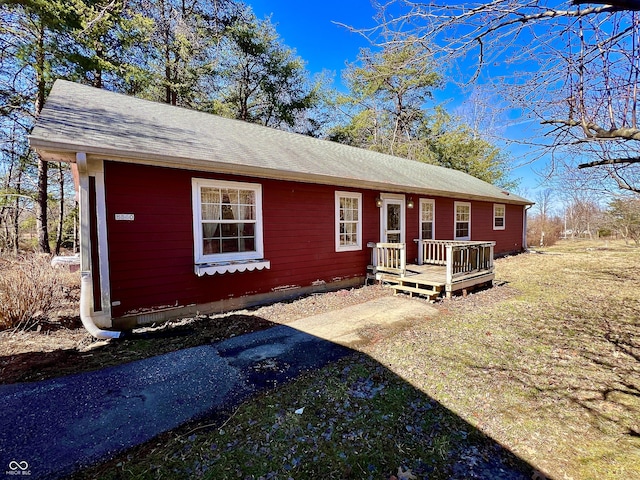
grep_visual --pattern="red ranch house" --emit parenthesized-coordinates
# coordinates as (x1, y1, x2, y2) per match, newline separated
(30, 80, 533, 339)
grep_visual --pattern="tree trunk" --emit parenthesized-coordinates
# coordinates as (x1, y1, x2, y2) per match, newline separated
(1, 138, 18, 253)
(36, 156, 50, 253)
(35, 22, 50, 253)
(12, 194, 19, 254)
(73, 203, 78, 252)
(0, 206, 10, 253)
(11, 163, 23, 255)
(11, 154, 25, 254)
(94, 43, 104, 89)
(55, 163, 65, 255)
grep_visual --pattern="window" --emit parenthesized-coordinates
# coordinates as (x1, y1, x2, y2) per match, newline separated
(494, 204, 506, 230)
(454, 202, 471, 241)
(420, 199, 435, 240)
(192, 178, 266, 269)
(335, 191, 362, 252)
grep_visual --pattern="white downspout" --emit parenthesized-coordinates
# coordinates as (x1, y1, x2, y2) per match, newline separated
(76, 152, 121, 340)
(80, 272, 120, 339)
(523, 204, 533, 251)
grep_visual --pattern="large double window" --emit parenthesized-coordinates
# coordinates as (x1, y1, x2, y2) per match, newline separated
(192, 178, 264, 265)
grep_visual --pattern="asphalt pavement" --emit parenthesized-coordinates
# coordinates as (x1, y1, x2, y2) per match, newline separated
(0, 296, 434, 479)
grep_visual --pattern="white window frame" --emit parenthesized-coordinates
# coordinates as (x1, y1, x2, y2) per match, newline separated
(493, 204, 506, 230)
(454, 201, 471, 241)
(335, 191, 362, 252)
(419, 199, 435, 240)
(192, 178, 265, 265)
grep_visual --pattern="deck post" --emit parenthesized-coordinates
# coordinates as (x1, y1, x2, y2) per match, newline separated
(416, 239, 424, 265)
(371, 245, 378, 271)
(445, 244, 454, 297)
(367, 242, 406, 277)
(489, 244, 495, 270)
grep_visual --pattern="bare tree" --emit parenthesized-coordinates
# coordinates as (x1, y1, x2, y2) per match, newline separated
(563, 197, 603, 239)
(534, 188, 556, 246)
(353, 1, 640, 192)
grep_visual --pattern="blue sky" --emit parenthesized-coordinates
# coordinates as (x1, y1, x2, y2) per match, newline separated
(249, 1, 544, 197)
(250, 0, 376, 85)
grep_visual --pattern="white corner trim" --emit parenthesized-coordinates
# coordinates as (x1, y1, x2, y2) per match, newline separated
(86, 158, 112, 319)
(195, 259, 271, 276)
(75, 152, 120, 338)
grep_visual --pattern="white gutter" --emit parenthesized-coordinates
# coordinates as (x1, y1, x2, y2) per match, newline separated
(77, 152, 122, 340)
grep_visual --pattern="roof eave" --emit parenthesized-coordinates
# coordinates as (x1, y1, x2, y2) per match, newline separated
(29, 137, 533, 206)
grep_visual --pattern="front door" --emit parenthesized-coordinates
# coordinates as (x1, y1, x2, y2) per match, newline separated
(380, 195, 405, 243)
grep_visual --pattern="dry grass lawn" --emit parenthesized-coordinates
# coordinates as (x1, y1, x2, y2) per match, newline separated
(3, 240, 638, 479)
(368, 240, 640, 479)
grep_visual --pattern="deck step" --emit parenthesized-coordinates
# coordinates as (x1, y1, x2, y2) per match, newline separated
(399, 277, 441, 289)
(391, 284, 440, 300)
(369, 261, 494, 299)
(400, 276, 443, 288)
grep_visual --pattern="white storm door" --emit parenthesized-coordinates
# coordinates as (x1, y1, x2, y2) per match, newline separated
(380, 195, 405, 244)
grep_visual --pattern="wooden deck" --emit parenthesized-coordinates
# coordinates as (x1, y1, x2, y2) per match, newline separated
(367, 241, 496, 301)
(371, 263, 495, 301)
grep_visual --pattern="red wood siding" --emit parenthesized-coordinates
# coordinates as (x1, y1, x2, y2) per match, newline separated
(104, 162, 379, 317)
(103, 162, 525, 317)
(470, 202, 525, 255)
(412, 196, 524, 256)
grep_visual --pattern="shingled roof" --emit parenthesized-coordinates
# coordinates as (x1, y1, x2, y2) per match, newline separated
(30, 80, 531, 205)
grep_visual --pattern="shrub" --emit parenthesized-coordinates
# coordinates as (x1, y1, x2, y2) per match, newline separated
(0, 254, 68, 331)
(527, 214, 563, 247)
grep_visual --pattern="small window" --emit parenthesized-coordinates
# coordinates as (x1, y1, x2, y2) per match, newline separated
(454, 202, 471, 241)
(335, 191, 362, 252)
(192, 178, 264, 264)
(420, 199, 435, 240)
(494, 204, 506, 230)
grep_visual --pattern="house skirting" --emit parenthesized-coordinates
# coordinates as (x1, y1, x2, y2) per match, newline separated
(112, 276, 365, 330)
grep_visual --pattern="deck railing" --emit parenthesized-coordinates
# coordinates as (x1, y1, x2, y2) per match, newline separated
(415, 240, 495, 285)
(367, 242, 406, 276)
(368, 240, 495, 291)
